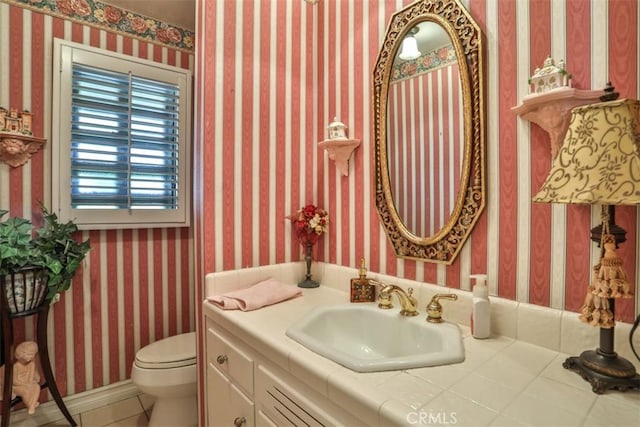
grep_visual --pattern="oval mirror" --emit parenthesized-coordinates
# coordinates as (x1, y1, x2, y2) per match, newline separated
(373, 0, 486, 264)
(387, 21, 461, 238)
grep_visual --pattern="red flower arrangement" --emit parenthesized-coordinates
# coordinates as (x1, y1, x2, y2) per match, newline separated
(289, 204, 329, 245)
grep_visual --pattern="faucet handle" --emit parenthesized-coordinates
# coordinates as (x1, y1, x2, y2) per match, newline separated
(377, 289, 393, 309)
(370, 279, 393, 309)
(426, 293, 458, 323)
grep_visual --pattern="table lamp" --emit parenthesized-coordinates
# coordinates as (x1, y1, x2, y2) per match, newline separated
(533, 86, 640, 393)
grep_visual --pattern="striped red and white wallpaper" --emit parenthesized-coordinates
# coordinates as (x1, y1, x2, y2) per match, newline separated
(194, 0, 640, 347)
(0, 2, 194, 400)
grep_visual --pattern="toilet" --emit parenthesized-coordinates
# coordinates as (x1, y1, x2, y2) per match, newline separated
(131, 331, 197, 427)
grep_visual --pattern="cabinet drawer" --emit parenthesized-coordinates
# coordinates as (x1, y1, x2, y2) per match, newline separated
(206, 321, 254, 396)
(207, 363, 255, 427)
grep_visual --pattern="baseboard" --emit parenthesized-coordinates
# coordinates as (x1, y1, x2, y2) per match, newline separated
(9, 380, 139, 426)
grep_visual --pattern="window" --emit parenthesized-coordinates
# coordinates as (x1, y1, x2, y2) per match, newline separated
(52, 39, 191, 229)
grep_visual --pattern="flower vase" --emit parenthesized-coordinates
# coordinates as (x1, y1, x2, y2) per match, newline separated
(298, 241, 319, 288)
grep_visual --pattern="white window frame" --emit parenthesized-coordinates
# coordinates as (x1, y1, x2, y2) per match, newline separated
(52, 38, 191, 230)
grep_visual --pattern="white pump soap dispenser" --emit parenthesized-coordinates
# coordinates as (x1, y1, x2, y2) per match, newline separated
(470, 274, 490, 339)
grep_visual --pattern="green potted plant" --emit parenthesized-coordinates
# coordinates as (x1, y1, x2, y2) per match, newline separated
(0, 207, 90, 313)
(33, 207, 91, 298)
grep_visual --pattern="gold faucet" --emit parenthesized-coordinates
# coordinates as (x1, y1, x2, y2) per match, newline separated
(426, 293, 458, 323)
(369, 280, 419, 317)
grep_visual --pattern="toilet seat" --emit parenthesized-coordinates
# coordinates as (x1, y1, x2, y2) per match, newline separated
(135, 331, 196, 369)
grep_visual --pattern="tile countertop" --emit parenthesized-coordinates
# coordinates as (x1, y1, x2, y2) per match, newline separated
(202, 286, 640, 427)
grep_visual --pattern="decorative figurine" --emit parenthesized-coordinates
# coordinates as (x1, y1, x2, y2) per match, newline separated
(528, 56, 572, 94)
(0, 105, 45, 167)
(0, 106, 33, 135)
(327, 117, 348, 139)
(12, 341, 41, 414)
(319, 117, 360, 176)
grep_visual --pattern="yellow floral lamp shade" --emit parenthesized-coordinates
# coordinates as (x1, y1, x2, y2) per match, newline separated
(533, 98, 640, 205)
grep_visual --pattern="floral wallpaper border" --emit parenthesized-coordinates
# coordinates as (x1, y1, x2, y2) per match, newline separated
(3, 0, 194, 52)
(391, 44, 456, 84)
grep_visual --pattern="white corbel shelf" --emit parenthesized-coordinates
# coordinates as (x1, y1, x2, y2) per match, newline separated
(318, 138, 360, 176)
(512, 87, 602, 159)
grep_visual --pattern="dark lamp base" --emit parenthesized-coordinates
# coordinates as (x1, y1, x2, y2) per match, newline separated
(563, 351, 640, 394)
(298, 278, 319, 288)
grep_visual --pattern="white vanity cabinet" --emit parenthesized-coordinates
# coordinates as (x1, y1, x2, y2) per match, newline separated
(205, 318, 258, 427)
(202, 267, 640, 427)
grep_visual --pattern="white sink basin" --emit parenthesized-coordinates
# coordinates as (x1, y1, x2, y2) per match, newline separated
(286, 304, 464, 372)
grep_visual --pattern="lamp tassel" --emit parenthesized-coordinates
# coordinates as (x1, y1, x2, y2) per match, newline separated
(579, 279, 614, 328)
(595, 235, 633, 299)
(579, 233, 633, 328)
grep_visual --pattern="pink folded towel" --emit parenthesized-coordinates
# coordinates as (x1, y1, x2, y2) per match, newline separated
(208, 278, 302, 311)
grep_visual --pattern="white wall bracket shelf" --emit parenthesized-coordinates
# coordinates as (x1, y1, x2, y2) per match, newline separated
(512, 87, 602, 159)
(318, 138, 360, 176)
(0, 132, 46, 167)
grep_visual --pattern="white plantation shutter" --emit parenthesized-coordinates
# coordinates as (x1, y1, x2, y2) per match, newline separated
(70, 64, 180, 209)
(53, 39, 191, 229)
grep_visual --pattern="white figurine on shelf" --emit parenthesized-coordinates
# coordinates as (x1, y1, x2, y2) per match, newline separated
(327, 117, 348, 140)
(529, 56, 572, 94)
(12, 341, 41, 414)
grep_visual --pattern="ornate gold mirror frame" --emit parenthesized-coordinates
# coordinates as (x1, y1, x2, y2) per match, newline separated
(372, 0, 486, 264)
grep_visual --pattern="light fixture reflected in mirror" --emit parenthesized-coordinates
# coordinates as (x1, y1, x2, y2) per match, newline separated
(399, 28, 420, 61)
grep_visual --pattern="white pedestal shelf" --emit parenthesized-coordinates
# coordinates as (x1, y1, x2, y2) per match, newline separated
(318, 138, 360, 176)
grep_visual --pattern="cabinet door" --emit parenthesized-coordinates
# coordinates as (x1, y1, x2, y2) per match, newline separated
(207, 363, 255, 427)
(255, 364, 363, 426)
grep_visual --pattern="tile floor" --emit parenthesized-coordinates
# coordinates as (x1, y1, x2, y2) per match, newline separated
(20, 394, 154, 427)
